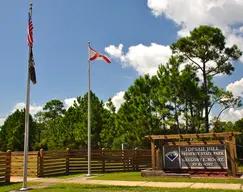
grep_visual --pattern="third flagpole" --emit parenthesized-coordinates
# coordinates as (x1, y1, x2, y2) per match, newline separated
(87, 41, 91, 176)
(21, 2, 33, 191)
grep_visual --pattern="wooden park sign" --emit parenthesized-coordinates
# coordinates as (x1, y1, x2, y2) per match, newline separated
(164, 145, 227, 169)
(145, 132, 241, 176)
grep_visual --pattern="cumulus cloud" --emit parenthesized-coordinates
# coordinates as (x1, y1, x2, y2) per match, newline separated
(12, 102, 43, 115)
(226, 78, 243, 97)
(105, 91, 125, 112)
(147, 0, 243, 61)
(64, 98, 77, 109)
(147, 0, 243, 35)
(220, 108, 243, 123)
(214, 78, 243, 122)
(10, 97, 78, 118)
(111, 91, 125, 111)
(0, 117, 5, 126)
(105, 1, 243, 76)
(105, 43, 172, 75)
(105, 44, 123, 58)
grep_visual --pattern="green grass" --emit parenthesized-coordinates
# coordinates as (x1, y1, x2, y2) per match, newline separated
(238, 166, 243, 172)
(31, 183, 241, 192)
(0, 182, 39, 192)
(89, 172, 243, 184)
(44, 173, 84, 179)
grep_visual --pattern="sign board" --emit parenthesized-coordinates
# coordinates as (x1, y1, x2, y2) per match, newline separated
(163, 145, 227, 169)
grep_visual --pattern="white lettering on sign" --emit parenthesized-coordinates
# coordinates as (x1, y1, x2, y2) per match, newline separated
(164, 145, 227, 169)
(185, 146, 219, 152)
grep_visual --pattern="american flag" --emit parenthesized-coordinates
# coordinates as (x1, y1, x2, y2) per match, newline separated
(27, 11, 33, 46)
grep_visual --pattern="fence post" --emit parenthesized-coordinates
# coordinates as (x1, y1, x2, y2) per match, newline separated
(38, 149, 44, 177)
(122, 149, 125, 171)
(134, 148, 139, 171)
(102, 148, 105, 173)
(66, 148, 70, 175)
(5, 150, 11, 183)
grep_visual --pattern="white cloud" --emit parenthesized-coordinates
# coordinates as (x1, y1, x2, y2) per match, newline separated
(105, 1, 243, 76)
(105, 44, 123, 58)
(105, 91, 125, 112)
(11, 97, 78, 116)
(147, 0, 243, 36)
(220, 108, 243, 123)
(0, 118, 6, 126)
(226, 78, 243, 97)
(215, 78, 243, 122)
(147, 0, 243, 61)
(105, 43, 172, 75)
(111, 91, 125, 111)
(12, 102, 43, 115)
(64, 98, 77, 109)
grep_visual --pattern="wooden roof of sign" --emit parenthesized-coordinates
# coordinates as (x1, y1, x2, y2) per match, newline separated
(145, 132, 241, 140)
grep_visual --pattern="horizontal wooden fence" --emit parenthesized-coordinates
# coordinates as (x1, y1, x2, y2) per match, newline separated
(0, 149, 151, 179)
(11, 151, 38, 177)
(0, 151, 11, 183)
(39, 149, 151, 177)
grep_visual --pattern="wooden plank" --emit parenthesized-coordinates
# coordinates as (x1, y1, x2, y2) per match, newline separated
(43, 166, 66, 172)
(43, 161, 66, 165)
(11, 152, 38, 156)
(0, 173, 7, 177)
(151, 142, 156, 170)
(43, 169, 66, 175)
(145, 132, 241, 140)
(165, 140, 224, 146)
(0, 152, 8, 155)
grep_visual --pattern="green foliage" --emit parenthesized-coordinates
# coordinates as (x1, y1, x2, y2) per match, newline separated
(0, 109, 36, 151)
(171, 25, 242, 132)
(0, 25, 242, 151)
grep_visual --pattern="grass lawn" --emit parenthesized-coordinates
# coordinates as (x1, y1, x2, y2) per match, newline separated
(31, 183, 241, 192)
(89, 172, 243, 184)
(0, 182, 39, 192)
(238, 166, 243, 172)
(44, 173, 84, 179)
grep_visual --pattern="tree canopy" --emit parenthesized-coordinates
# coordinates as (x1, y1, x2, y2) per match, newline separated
(1, 25, 242, 155)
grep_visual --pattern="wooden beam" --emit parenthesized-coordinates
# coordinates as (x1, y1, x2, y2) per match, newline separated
(230, 136, 237, 176)
(165, 140, 224, 146)
(151, 142, 156, 170)
(156, 148, 162, 170)
(145, 132, 241, 140)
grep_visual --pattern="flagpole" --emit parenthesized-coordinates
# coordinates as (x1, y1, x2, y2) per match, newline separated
(87, 41, 91, 176)
(20, 2, 32, 191)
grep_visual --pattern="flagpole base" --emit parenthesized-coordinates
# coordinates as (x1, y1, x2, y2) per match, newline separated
(86, 174, 92, 177)
(20, 187, 29, 191)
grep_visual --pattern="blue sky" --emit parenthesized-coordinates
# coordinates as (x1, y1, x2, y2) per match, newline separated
(1, 0, 243, 125)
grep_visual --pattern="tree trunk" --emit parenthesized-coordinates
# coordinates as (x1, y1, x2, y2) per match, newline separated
(185, 99, 188, 133)
(189, 103, 196, 133)
(203, 67, 210, 133)
(174, 101, 180, 134)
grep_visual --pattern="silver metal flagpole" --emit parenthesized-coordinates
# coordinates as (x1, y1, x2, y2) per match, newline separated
(20, 2, 33, 191)
(87, 41, 91, 176)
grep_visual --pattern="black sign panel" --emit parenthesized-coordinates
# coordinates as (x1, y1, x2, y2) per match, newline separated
(163, 145, 227, 169)
(164, 146, 180, 169)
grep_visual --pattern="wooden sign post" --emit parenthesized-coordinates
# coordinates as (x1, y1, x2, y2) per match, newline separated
(145, 132, 241, 176)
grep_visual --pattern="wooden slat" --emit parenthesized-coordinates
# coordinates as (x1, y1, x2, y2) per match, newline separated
(145, 132, 241, 140)
(43, 169, 66, 175)
(44, 166, 66, 172)
(9, 149, 151, 177)
(165, 140, 225, 146)
(11, 152, 37, 177)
